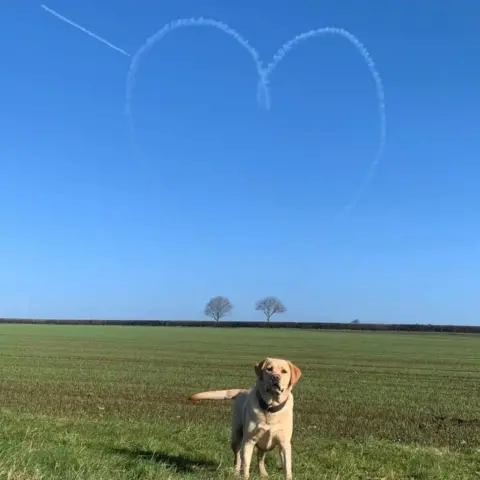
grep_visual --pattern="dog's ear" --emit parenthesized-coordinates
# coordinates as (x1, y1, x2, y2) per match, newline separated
(254, 359, 267, 379)
(288, 361, 302, 388)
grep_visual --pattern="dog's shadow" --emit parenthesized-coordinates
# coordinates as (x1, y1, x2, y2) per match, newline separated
(109, 446, 218, 473)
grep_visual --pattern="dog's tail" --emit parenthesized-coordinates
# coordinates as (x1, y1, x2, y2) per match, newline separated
(189, 388, 248, 401)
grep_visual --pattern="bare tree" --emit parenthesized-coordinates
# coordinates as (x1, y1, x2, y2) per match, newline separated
(204, 296, 233, 322)
(255, 296, 286, 323)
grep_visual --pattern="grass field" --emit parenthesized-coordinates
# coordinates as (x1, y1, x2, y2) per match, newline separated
(1, 325, 480, 479)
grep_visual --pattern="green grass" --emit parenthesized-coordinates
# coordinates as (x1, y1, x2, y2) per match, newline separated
(1, 325, 480, 479)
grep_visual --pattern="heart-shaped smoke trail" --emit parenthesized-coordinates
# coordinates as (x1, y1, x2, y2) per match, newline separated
(125, 18, 386, 216)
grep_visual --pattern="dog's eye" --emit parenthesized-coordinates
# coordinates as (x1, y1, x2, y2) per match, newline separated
(281, 369, 288, 374)
(266, 366, 273, 372)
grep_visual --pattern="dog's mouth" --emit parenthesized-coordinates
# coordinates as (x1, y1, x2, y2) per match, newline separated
(269, 383, 284, 394)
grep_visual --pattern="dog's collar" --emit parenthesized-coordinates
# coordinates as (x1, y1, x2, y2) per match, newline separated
(256, 388, 288, 413)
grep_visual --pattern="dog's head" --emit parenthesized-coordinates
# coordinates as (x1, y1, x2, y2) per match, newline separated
(254, 357, 302, 396)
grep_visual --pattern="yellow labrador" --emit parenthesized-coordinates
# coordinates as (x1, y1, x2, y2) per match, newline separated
(189, 357, 302, 479)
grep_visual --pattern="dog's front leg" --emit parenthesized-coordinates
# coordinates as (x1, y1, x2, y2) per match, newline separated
(280, 442, 292, 480)
(241, 427, 268, 480)
(240, 440, 255, 479)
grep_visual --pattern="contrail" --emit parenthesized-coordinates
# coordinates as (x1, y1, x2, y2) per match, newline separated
(125, 18, 387, 216)
(40, 4, 131, 57)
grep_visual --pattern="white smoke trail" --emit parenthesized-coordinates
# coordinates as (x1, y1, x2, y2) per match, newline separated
(265, 27, 387, 215)
(40, 4, 131, 57)
(125, 19, 386, 215)
(38, 5, 387, 214)
(125, 17, 268, 156)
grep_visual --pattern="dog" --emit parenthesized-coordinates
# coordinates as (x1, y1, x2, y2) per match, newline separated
(188, 357, 302, 479)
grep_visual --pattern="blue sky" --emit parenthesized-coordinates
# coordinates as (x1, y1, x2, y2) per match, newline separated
(1, 0, 479, 323)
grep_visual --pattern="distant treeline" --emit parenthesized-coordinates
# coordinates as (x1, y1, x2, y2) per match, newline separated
(0, 318, 478, 333)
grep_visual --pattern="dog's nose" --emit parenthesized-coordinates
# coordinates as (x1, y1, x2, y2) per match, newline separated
(272, 373, 280, 382)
